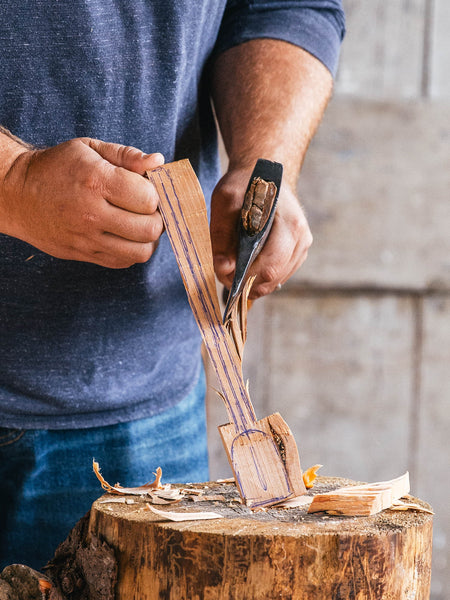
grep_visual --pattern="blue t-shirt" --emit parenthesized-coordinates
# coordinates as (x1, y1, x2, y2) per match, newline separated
(0, 0, 345, 429)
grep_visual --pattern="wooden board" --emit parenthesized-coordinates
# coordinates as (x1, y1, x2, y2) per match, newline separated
(86, 476, 433, 600)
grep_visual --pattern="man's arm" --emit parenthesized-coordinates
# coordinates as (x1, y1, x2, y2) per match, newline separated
(210, 39, 333, 297)
(0, 129, 164, 269)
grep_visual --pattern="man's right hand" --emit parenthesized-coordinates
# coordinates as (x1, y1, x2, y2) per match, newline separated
(0, 137, 165, 268)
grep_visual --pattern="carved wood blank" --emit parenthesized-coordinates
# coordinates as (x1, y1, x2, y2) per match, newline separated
(147, 160, 305, 508)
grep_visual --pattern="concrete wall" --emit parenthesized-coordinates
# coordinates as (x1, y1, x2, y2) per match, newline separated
(206, 2, 450, 598)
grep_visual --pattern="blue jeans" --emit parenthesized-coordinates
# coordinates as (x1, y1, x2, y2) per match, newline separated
(0, 372, 208, 570)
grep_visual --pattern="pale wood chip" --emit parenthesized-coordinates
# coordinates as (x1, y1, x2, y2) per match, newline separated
(190, 495, 226, 503)
(275, 495, 314, 509)
(147, 495, 182, 506)
(146, 504, 223, 522)
(391, 500, 434, 515)
(182, 488, 203, 496)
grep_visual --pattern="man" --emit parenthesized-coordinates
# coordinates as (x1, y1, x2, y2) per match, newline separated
(0, 1, 345, 569)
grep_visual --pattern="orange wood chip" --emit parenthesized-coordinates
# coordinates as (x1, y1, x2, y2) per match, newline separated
(302, 464, 323, 489)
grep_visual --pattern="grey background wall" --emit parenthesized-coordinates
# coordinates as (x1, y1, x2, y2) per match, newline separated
(206, 1, 450, 598)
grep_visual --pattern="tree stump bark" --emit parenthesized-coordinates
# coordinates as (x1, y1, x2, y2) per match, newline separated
(87, 476, 433, 600)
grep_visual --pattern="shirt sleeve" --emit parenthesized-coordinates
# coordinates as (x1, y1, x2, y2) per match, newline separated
(213, 0, 346, 77)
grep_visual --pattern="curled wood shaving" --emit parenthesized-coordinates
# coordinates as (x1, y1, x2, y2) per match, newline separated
(93, 459, 163, 494)
(302, 464, 323, 489)
(146, 504, 222, 522)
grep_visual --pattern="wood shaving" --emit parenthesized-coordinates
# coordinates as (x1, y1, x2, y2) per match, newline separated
(190, 495, 226, 503)
(93, 459, 163, 494)
(146, 504, 222, 522)
(225, 276, 256, 361)
(275, 495, 313, 509)
(151, 488, 184, 500)
(98, 498, 135, 505)
(147, 492, 183, 505)
(391, 500, 434, 515)
(302, 464, 323, 489)
(39, 579, 52, 595)
(181, 488, 203, 496)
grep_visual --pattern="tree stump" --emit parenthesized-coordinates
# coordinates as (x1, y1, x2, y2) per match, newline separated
(87, 476, 432, 600)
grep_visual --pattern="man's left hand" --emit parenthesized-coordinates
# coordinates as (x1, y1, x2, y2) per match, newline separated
(210, 167, 312, 299)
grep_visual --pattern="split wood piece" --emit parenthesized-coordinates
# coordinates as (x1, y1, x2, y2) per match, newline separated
(224, 275, 255, 362)
(308, 472, 410, 516)
(147, 160, 306, 508)
(87, 476, 433, 600)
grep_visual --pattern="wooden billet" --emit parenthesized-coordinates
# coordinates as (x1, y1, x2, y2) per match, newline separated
(308, 472, 410, 516)
(148, 160, 306, 507)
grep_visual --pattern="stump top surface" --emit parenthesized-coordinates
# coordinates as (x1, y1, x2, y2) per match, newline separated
(91, 476, 432, 539)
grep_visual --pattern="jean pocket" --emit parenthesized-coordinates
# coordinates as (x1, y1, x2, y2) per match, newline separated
(0, 427, 25, 447)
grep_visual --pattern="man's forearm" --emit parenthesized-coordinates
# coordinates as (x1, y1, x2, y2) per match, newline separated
(0, 127, 31, 235)
(0, 127, 30, 179)
(211, 39, 333, 189)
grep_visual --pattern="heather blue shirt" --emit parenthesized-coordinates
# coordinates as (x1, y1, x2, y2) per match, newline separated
(0, 0, 344, 429)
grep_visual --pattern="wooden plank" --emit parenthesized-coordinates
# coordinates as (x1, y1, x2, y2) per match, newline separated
(336, 0, 426, 99)
(417, 295, 450, 600)
(264, 293, 414, 483)
(429, 0, 450, 98)
(294, 98, 450, 290)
